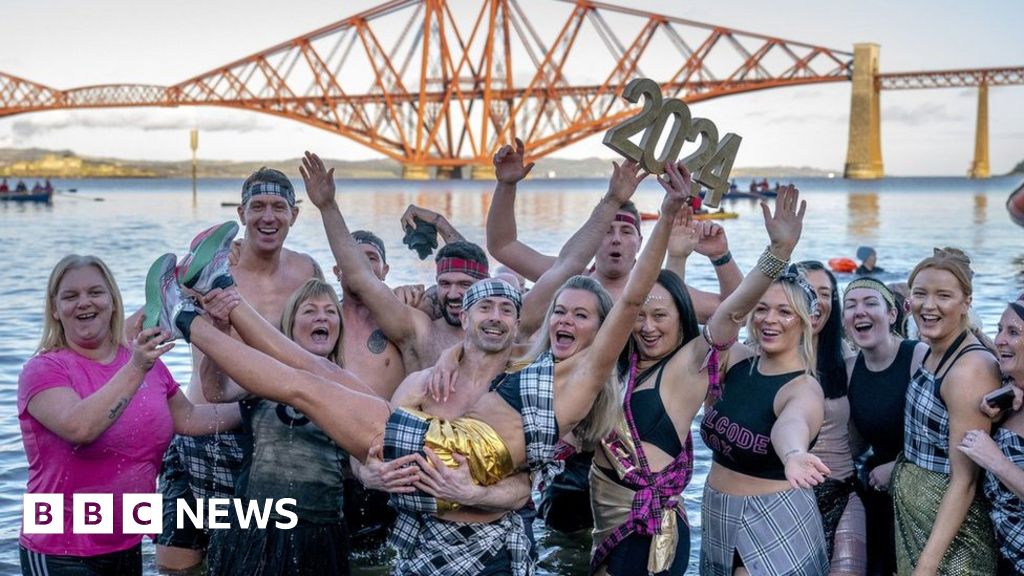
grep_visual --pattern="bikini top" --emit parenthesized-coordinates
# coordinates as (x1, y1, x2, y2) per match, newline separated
(630, 353, 684, 458)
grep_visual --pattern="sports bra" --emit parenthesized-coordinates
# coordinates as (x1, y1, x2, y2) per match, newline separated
(699, 357, 806, 481)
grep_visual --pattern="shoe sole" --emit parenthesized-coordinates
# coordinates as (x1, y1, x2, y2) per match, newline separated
(143, 253, 177, 331)
(180, 221, 239, 289)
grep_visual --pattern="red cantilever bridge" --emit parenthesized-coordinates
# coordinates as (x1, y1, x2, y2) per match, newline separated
(0, 0, 1020, 179)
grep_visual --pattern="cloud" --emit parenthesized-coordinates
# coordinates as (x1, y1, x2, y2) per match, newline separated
(762, 112, 844, 125)
(882, 102, 964, 126)
(8, 110, 271, 139)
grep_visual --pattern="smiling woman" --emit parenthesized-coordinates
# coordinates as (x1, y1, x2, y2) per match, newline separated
(17, 255, 239, 576)
(892, 248, 1000, 575)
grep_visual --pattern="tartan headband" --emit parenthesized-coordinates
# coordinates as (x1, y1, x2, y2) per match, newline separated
(462, 278, 522, 316)
(242, 180, 295, 207)
(843, 277, 896, 309)
(436, 257, 489, 280)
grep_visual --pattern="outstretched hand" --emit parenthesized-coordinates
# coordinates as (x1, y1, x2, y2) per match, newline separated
(667, 208, 699, 259)
(607, 159, 649, 205)
(784, 451, 830, 490)
(694, 221, 730, 259)
(657, 160, 690, 216)
(130, 316, 174, 372)
(760, 184, 805, 257)
(300, 151, 337, 209)
(494, 138, 535, 184)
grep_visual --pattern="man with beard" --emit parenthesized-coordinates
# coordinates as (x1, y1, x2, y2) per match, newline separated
(300, 152, 482, 373)
(156, 167, 320, 571)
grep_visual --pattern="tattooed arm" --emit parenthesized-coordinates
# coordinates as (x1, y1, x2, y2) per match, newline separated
(24, 323, 174, 446)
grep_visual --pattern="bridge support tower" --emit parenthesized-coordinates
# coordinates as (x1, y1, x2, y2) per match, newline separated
(968, 83, 989, 179)
(844, 43, 883, 179)
(471, 164, 496, 181)
(402, 164, 430, 180)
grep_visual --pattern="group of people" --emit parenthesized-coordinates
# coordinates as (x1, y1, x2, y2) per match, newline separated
(1, 177, 53, 195)
(17, 140, 1024, 576)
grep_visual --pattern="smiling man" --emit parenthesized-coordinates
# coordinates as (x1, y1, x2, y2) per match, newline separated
(155, 167, 321, 571)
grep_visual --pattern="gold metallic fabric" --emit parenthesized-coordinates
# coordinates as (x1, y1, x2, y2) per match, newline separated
(892, 460, 996, 575)
(413, 409, 515, 512)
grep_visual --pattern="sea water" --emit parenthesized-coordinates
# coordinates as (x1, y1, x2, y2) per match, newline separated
(1, 175, 1022, 574)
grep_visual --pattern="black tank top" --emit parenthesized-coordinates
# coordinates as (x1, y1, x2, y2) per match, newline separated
(491, 371, 523, 413)
(699, 357, 804, 481)
(848, 339, 918, 464)
(630, 352, 684, 458)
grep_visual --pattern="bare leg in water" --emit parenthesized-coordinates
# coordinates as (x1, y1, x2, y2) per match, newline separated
(186, 312, 389, 462)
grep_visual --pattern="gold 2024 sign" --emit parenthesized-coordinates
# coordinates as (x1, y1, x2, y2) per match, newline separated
(603, 78, 741, 208)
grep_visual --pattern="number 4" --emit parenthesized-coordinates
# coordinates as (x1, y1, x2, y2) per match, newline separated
(696, 133, 742, 208)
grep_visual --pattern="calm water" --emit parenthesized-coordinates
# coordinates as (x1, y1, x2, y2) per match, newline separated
(2, 175, 1023, 574)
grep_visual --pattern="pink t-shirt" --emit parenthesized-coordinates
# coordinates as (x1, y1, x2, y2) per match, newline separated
(18, 346, 179, 556)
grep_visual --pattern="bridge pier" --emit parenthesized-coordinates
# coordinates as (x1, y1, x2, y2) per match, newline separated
(968, 83, 989, 179)
(470, 164, 496, 180)
(844, 43, 883, 179)
(435, 166, 462, 180)
(402, 164, 430, 180)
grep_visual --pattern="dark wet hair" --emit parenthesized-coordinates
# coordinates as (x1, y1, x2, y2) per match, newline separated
(436, 241, 488, 267)
(352, 230, 386, 263)
(798, 260, 848, 399)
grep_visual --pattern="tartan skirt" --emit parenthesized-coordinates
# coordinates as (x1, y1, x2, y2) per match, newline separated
(700, 484, 829, 576)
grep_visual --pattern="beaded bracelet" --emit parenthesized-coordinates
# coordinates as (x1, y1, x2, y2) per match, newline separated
(710, 251, 732, 267)
(757, 246, 789, 279)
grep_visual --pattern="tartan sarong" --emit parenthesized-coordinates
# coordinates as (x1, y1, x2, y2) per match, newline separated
(892, 459, 997, 575)
(390, 512, 529, 575)
(515, 351, 563, 489)
(700, 484, 828, 576)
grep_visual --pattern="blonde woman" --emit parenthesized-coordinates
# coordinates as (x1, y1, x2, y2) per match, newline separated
(18, 255, 238, 576)
(892, 248, 999, 575)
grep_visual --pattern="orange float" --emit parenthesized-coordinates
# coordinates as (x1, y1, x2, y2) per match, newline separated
(828, 257, 857, 274)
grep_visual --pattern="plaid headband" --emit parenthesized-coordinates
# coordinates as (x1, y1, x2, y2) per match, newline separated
(462, 278, 522, 316)
(1009, 301, 1024, 322)
(615, 212, 640, 234)
(242, 180, 295, 207)
(779, 265, 820, 318)
(844, 277, 895, 309)
(436, 257, 489, 280)
(353, 232, 386, 263)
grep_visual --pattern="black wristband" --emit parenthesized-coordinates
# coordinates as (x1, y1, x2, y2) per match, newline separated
(710, 251, 732, 267)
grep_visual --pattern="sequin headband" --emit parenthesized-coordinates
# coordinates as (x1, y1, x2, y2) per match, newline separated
(462, 278, 522, 316)
(843, 277, 895, 309)
(436, 257, 489, 280)
(778, 265, 820, 318)
(241, 180, 295, 207)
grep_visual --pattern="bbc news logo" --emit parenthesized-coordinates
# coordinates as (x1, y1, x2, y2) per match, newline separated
(23, 494, 298, 534)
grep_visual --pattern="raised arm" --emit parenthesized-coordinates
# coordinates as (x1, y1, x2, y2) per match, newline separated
(690, 185, 806, 368)
(301, 151, 431, 349)
(401, 204, 466, 245)
(25, 324, 173, 446)
(687, 221, 744, 323)
(486, 138, 555, 281)
(556, 162, 688, 426)
(518, 159, 646, 337)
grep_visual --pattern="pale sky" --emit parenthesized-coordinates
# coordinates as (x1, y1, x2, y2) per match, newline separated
(2, 0, 1022, 175)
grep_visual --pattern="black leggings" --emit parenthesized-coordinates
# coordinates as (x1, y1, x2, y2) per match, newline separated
(21, 544, 141, 576)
